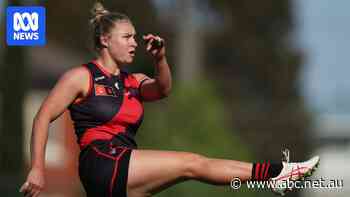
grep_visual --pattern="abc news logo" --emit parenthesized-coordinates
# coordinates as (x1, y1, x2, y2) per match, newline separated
(6, 6, 46, 46)
(13, 12, 39, 40)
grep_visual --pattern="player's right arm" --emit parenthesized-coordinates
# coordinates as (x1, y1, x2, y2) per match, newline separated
(20, 66, 90, 197)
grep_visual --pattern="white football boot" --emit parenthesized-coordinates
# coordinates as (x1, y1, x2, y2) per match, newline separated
(270, 149, 320, 196)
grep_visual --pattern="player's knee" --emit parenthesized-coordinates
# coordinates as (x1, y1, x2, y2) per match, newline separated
(182, 153, 209, 179)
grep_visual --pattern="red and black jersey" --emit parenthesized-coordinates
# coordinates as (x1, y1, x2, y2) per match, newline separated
(68, 61, 145, 149)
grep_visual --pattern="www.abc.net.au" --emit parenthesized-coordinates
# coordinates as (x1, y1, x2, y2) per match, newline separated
(230, 177, 343, 190)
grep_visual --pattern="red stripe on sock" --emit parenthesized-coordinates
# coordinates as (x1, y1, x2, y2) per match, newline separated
(260, 163, 266, 180)
(255, 163, 260, 180)
(264, 162, 270, 179)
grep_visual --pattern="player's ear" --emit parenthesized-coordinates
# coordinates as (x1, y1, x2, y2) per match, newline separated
(100, 34, 109, 48)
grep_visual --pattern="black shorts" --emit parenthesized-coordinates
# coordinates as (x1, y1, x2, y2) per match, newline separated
(79, 140, 133, 197)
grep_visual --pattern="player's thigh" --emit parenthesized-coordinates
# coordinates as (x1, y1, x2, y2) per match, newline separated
(127, 149, 206, 196)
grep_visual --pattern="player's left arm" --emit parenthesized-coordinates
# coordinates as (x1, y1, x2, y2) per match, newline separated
(134, 34, 172, 101)
(133, 58, 171, 101)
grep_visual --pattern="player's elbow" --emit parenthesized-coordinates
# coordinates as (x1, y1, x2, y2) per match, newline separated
(160, 85, 171, 98)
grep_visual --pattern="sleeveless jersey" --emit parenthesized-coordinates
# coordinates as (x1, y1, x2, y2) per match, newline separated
(68, 61, 144, 149)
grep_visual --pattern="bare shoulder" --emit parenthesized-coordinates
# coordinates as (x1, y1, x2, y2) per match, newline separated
(57, 65, 90, 86)
(61, 65, 90, 81)
(53, 65, 91, 95)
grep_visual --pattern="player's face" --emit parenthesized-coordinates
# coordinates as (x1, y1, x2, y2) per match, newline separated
(105, 21, 138, 65)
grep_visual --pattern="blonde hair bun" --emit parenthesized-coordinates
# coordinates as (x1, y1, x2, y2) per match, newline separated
(90, 2, 109, 24)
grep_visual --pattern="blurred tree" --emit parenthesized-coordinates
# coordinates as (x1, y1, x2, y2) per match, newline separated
(205, 0, 311, 169)
(0, 0, 27, 196)
(175, 0, 203, 83)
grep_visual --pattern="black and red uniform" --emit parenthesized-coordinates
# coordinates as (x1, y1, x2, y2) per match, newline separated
(69, 61, 146, 197)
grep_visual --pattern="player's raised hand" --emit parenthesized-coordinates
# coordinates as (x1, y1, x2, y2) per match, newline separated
(20, 168, 45, 197)
(143, 34, 166, 60)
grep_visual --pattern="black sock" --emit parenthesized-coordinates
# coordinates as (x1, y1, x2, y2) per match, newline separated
(251, 162, 283, 181)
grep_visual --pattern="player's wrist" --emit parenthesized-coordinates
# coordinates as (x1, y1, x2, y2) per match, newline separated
(154, 55, 167, 65)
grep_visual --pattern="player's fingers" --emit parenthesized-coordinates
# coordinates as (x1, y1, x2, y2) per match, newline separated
(19, 182, 30, 193)
(32, 189, 42, 197)
(142, 34, 154, 40)
(151, 49, 159, 56)
(154, 36, 164, 48)
(24, 186, 33, 197)
(154, 36, 162, 42)
(146, 38, 155, 51)
(25, 183, 41, 197)
(24, 184, 34, 196)
(143, 34, 160, 46)
(25, 190, 33, 197)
